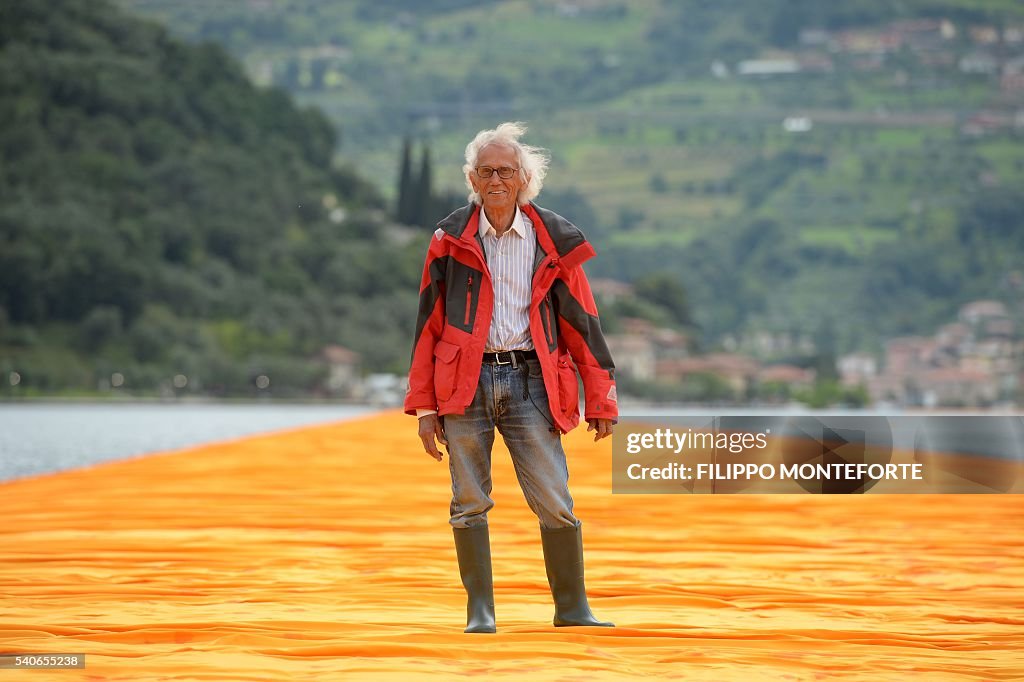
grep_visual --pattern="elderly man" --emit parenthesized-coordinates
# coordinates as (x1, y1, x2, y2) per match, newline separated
(405, 122, 617, 633)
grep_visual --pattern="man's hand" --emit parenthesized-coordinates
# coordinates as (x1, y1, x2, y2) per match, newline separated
(418, 413, 448, 461)
(586, 418, 614, 442)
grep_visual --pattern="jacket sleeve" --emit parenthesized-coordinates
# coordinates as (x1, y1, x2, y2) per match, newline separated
(404, 231, 448, 415)
(552, 265, 618, 422)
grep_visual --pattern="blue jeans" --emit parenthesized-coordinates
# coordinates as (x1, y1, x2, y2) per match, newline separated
(443, 356, 577, 530)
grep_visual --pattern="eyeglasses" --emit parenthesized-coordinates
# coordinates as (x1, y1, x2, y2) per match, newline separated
(475, 166, 520, 179)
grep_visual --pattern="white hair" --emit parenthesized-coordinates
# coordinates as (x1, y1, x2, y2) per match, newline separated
(463, 122, 549, 205)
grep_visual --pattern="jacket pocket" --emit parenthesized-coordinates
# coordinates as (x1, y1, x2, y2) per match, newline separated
(434, 340, 461, 402)
(556, 354, 580, 422)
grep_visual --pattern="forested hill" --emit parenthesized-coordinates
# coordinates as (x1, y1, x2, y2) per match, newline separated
(0, 0, 425, 395)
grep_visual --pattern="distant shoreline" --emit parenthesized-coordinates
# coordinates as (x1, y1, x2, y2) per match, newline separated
(5, 395, 1020, 415)
(0, 402, 382, 483)
(0, 395, 386, 406)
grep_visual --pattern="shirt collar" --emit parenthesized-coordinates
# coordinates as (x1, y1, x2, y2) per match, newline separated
(479, 205, 527, 239)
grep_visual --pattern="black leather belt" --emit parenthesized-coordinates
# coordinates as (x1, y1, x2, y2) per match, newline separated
(482, 349, 537, 365)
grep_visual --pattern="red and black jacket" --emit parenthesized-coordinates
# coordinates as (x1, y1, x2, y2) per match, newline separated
(404, 201, 617, 434)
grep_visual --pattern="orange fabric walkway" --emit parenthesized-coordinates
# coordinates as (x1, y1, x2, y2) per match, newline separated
(2, 411, 1022, 681)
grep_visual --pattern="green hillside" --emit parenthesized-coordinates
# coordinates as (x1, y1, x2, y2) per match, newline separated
(0, 0, 424, 396)
(119, 0, 1024, 352)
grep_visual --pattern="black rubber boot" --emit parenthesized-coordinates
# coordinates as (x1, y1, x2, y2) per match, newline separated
(453, 525, 496, 633)
(540, 522, 614, 627)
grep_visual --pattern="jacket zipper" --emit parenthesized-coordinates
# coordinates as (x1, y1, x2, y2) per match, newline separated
(547, 298, 556, 348)
(540, 299, 553, 349)
(464, 274, 473, 328)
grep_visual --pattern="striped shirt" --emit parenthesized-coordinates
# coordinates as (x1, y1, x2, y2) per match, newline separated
(479, 206, 535, 352)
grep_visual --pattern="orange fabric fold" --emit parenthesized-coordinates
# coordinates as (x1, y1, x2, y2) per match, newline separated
(1, 411, 1021, 680)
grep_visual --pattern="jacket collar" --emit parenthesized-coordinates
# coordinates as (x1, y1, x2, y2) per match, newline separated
(436, 202, 596, 270)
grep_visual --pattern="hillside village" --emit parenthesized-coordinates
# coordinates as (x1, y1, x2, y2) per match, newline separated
(321, 288, 1021, 409)
(736, 17, 1024, 83)
(726, 17, 1024, 133)
(598, 286, 1020, 408)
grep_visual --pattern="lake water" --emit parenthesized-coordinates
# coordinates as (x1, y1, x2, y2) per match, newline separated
(0, 402, 820, 483)
(0, 402, 379, 482)
(3, 402, 1020, 484)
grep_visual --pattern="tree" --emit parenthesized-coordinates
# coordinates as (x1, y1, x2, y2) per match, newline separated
(396, 135, 414, 224)
(413, 143, 433, 226)
(812, 316, 839, 383)
(633, 272, 693, 328)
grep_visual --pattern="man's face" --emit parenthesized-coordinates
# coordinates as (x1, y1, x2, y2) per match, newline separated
(470, 144, 527, 213)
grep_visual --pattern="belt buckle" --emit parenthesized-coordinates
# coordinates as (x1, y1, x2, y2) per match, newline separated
(494, 351, 511, 366)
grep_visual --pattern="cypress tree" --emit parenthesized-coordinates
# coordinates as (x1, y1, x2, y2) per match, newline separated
(396, 136, 413, 224)
(413, 143, 433, 225)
